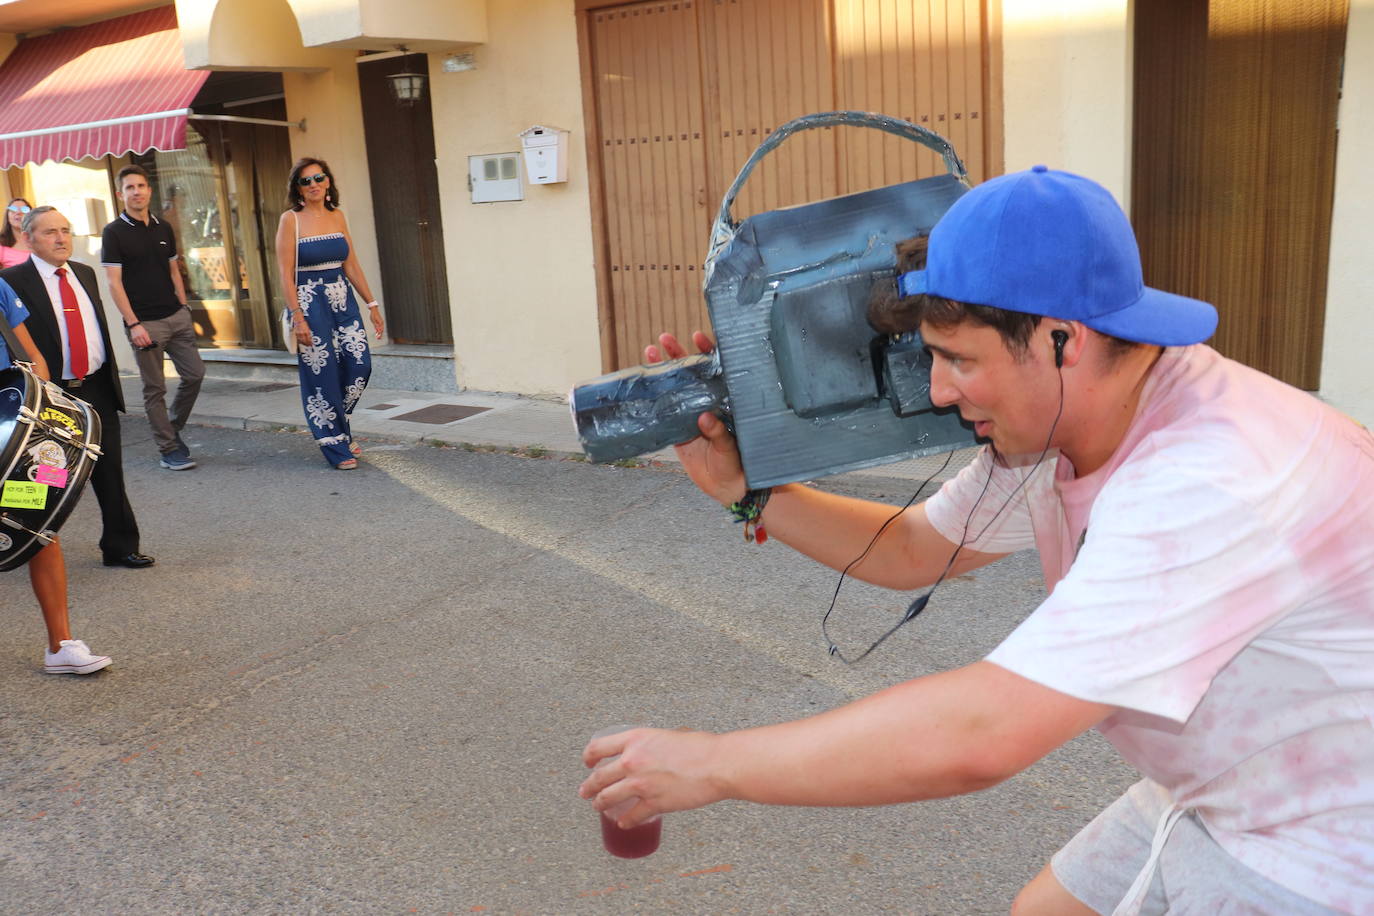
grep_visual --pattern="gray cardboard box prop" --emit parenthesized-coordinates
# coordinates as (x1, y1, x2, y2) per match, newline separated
(571, 112, 977, 488)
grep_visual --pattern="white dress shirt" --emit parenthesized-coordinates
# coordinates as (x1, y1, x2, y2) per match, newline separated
(28, 254, 107, 380)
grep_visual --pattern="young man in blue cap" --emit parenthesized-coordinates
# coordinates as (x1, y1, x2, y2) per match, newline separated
(580, 167, 1374, 913)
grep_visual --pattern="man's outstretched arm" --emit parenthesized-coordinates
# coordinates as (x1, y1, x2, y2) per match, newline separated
(581, 661, 1112, 823)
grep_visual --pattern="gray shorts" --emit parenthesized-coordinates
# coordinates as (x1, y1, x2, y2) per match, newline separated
(1051, 779, 1338, 915)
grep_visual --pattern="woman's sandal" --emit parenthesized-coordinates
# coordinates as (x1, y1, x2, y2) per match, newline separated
(349, 442, 362, 457)
(336, 458, 358, 470)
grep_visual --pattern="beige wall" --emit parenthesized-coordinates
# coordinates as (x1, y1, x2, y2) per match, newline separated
(178, 0, 339, 71)
(999, 0, 1133, 205)
(186, 0, 485, 54)
(310, 0, 486, 49)
(431, 0, 600, 395)
(284, 0, 361, 46)
(1320, 0, 1374, 427)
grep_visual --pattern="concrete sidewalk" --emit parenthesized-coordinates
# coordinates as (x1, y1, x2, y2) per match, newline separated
(119, 371, 977, 484)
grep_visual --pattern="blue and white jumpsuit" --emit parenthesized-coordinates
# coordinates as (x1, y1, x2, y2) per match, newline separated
(294, 232, 371, 466)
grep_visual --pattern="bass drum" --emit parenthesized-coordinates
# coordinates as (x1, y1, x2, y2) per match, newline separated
(0, 364, 102, 571)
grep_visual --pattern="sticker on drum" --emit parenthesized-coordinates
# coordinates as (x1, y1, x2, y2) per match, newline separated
(0, 532, 10, 551)
(39, 407, 82, 436)
(26, 439, 67, 474)
(34, 464, 68, 488)
(1, 480, 48, 509)
(0, 363, 97, 572)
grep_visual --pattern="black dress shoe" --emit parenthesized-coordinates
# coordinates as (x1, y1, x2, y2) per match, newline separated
(103, 553, 155, 569)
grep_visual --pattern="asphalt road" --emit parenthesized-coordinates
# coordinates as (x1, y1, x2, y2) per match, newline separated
(0, 419, 1136, 914)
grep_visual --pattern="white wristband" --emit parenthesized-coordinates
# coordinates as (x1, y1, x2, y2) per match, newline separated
(366, 300, 379, 308)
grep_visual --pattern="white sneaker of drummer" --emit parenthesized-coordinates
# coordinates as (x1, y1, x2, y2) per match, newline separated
(44, 639, 112, 675)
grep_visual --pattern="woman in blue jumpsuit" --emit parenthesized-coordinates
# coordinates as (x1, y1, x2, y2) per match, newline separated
(274, 158, 385, 469)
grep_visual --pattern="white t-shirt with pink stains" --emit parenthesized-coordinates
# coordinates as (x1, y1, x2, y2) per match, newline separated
(925, 344, 1374, 913)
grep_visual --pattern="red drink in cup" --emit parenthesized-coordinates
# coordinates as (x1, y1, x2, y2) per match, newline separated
(590, 725, 664, 859)
(600, 809, 663, 858)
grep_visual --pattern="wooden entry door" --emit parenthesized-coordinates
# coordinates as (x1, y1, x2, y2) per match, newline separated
(358, 54, 453, 345)
(583, 0, 1000, 371)
(1132, 0, 1348, 389)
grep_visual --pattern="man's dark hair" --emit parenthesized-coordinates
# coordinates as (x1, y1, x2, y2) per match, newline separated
(286, 157, 340, 211)
(867, 235, 1143, 361)
(870, 291, 1044, 354)
(116, 164, 150, 186)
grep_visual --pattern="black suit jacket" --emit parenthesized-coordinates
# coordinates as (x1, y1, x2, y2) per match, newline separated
(0, 257, 125, 412)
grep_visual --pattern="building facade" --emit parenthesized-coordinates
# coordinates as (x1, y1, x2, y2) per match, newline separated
(0, 0, 1368, 426)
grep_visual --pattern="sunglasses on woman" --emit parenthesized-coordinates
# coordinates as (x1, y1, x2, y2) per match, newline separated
(296, 174, 328, 187)
(7, 204, 31, 214)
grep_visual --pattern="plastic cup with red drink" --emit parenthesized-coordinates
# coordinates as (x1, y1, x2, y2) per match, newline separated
(590, 725, 663, 859)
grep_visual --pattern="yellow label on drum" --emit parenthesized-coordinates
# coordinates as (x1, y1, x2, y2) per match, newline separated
(40, 407, 82, 436)
(1, 480, 48, 509)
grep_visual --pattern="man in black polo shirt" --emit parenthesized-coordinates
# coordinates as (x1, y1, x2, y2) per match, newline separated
(101, 164, 205, 471)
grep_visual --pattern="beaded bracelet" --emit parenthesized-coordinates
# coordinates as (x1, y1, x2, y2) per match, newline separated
(727, 487, 772, 544)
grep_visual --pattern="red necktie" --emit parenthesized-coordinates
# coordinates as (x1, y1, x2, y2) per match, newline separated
(56, 267, 89, 379)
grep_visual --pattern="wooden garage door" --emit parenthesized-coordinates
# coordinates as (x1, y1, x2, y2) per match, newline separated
(1132, 0, 1347, 389)
(583, 0, 1000, 371)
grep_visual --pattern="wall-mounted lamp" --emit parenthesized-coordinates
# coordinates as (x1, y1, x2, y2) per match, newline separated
(387, 47, 427, 106)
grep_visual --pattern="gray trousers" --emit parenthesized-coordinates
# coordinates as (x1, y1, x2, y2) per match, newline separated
(133, 306, 205, 455)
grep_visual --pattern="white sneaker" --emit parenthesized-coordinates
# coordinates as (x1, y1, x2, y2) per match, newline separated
(44, 639, 112, 675)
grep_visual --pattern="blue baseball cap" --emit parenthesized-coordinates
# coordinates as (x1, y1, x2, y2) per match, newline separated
(898, 165, 1217, 346)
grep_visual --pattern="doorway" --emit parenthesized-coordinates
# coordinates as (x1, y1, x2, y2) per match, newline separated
(357, 53, 454, 346)
(583, 0, 1001, 370)
(1132, 0, 1348, 389)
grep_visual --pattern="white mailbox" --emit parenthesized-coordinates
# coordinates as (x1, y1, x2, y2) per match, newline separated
(519, 125, 570, 185)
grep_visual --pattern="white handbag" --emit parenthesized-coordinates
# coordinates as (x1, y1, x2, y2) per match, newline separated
(283, 210, 300, 354)
(281, 307, 299, 354)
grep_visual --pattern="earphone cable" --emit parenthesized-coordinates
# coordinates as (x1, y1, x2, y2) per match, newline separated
(823, 364, 1066, 664)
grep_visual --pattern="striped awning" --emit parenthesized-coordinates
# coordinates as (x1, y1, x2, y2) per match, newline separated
(0, 6, 209, 169)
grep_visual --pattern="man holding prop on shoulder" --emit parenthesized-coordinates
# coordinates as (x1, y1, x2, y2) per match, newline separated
(580, 167, 1374, 914)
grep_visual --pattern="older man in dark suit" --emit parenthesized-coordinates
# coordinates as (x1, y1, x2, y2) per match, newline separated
(0, 206, 153, 569)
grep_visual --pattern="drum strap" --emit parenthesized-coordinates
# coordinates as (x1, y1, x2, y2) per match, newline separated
(0, 314, 33, 365)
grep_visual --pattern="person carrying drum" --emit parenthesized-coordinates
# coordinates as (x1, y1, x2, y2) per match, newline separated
(1, 206, 153, 570)
(579, 167, 1374, 913)
(1, 278, 111, 674)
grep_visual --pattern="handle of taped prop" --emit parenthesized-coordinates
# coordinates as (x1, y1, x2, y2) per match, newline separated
(707, 111, 969, 266)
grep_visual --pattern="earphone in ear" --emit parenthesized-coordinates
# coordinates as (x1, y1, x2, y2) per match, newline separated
(1051, 329, 1069, 368)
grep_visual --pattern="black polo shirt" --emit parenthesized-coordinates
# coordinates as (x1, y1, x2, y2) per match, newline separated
(100, 211, 182, 321)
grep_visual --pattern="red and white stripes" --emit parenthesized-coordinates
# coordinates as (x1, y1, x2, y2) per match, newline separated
(0, 6, 209, 169)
